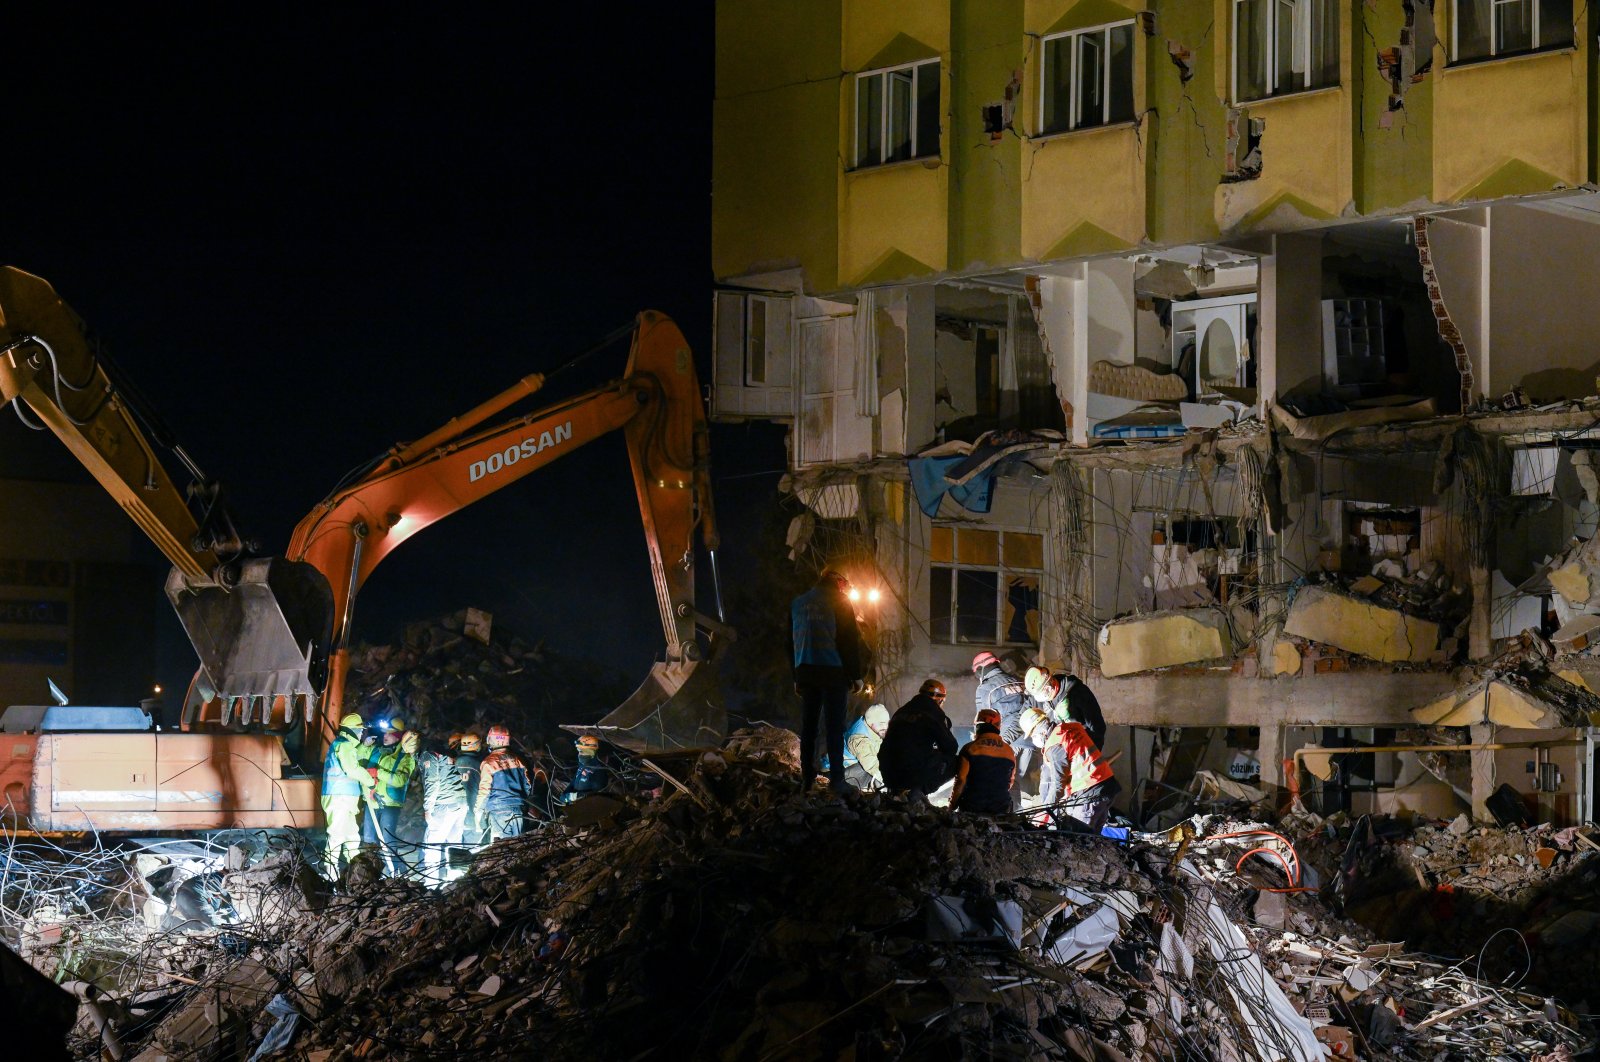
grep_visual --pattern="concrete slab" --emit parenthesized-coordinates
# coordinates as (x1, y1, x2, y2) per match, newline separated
(1282, 586, 1439, 664)
(1098, 608, 1231, 678)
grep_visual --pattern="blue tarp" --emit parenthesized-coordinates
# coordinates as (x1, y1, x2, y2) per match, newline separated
(909, 455, 995, 517)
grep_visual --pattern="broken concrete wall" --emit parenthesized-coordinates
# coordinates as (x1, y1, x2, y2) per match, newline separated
(1258, 232, 1324, 401)
(1488, 203, 1600, 402)
(1283, 585, 1440, 663)
(1098, 607, 1231, 678)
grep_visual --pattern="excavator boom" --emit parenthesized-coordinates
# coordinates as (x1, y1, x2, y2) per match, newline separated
(180, 310, 726, 755)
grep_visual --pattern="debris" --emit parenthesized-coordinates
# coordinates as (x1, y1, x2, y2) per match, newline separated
(1097, 607, 1232, 677)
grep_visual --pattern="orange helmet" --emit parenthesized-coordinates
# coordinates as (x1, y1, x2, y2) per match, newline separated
(919, 679, 946, 700)
(458, 733, 483, 753)
(447, 732, 463, 750)
(576, 735, 600, 755)
(975, 707, 1001, 728)
(487, 726, 511, 750)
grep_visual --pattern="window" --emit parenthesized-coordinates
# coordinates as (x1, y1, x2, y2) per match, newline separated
(929, 526, 1043, 645)
(854, 59, 940, 168)
(1039, 21, 1135, 135)
(1454, 0, 1573, 61)
(1233, 0, 1338, 102)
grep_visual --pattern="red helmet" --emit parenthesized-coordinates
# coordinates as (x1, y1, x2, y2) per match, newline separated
(487, 725, 511, 750)
(971, 651, 999, 673)
(975, 707, 1001, 727)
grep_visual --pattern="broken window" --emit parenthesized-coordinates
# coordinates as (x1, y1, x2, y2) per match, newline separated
(854, 59, 940, 169)
(1454, 0, 1573, 61)
(929, 525, 1043, 646)
(1232, 0, 1339, 102)
(1040, 21, 1135, 135)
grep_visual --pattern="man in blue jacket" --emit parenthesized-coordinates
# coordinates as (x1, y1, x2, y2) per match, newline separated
(790, 568, 865, 791)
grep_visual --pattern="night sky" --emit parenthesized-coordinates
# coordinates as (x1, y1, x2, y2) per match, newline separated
(0, 10, 786, 696)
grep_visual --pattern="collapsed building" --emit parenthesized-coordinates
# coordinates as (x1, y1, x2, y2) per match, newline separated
(712, 0, 1600, 827)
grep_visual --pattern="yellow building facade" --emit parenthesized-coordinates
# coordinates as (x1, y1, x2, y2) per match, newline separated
(714, 0, 1592, 294)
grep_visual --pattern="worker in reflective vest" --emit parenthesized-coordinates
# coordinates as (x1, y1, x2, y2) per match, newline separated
(1021, 706, 1120, 832)
(321, 713, 377, 880)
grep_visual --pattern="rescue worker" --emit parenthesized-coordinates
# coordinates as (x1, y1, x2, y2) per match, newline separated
(878, 680, 958, 795)
(359, 720, 403, 848)
(790, 568, 865, 791)
(841, 704, 890, 789)
(370, 728, 419, 876)
(559, 734, 610, 804)
(321, 712, 377, 879)
(478, 725, 536, 841)
(951, 707, 1017, 815)
(1021, 705, 1120, 832)
(417, 734, 468, 884)
(973, 651, 1034, 799)
(456, 732, 486, 845)
(1023, 667, 1107, 751)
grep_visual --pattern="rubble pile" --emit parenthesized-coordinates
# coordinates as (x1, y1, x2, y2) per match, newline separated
(82, 730, 1589, 1062)
(342, 609, 630, 747)
(1310, 814, 1600, 1003)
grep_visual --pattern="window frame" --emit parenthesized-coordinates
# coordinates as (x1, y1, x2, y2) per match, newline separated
(852, 58, 941, 170)
(1037, 19, 1137, 136)
(1451, 0, 1573, 63)
(929, 525, 1044, 647)
(1231, 0, 1339, 104)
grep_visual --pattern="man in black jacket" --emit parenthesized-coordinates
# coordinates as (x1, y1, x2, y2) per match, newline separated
(879, 680, 958, 794)
(790, 569, 866, 790)
(1024, 667, 1106, 750)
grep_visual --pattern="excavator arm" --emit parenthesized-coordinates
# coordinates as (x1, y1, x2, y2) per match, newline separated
(182, 310, 725, 754)
(0, 268, 330, 723)
(0, 268, 225, 579)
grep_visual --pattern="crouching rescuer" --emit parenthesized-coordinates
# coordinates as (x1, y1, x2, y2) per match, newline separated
(322, 712, 378, 879)
(1020, 706, 1120, 832)
(951, 708, 1016, 815)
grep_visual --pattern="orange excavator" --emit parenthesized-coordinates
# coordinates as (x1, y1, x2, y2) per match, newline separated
(0, 266, 725, 832)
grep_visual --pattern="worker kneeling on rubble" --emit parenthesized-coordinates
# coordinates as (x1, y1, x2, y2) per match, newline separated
(841, 704, 890, 789)
(478, 726, 541, 840)
(322, 712, 378, 879)
(418, 735, 469, 884)
(1024, 667, 1107, 750)
(951, 708, 1016, 815)
(1021, 706, 1120, 832)
(879, 680, 958, 795)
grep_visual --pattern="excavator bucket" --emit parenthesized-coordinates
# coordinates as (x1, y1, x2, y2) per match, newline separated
(565, 622, 731, 752)
(165, 559, 334, 730)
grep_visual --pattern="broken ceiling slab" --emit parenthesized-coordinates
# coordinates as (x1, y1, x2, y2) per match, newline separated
(1282, 585, 1439, 663)
(1269, 396, 1436, 443)
(1547, 535, 1600, 607)
(1411, 670, 1600, 728)
(1552, 613, 1600, 654)
(1098, 607, 1232, 678)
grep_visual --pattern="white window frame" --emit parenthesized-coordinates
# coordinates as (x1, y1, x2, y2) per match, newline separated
(852, 58, 939, 169)
(1452, 0, 1568, 61)
(1038, 19, 1136, 136)
(929, 525, 1044, 647)
(1231, 0, 1337, 103)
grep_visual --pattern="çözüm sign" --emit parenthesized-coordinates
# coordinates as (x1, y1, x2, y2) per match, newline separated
(469, 421, 573, 483)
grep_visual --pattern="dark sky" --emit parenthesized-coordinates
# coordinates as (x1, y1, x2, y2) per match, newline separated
(0, 10, 786, 692)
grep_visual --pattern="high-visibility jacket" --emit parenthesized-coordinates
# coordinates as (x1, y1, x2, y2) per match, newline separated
(1039, 722, 1113, 809)
(371, 745, 417, 808)
(322, 725, 375, 798)
(952, 724, 1016, 814)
